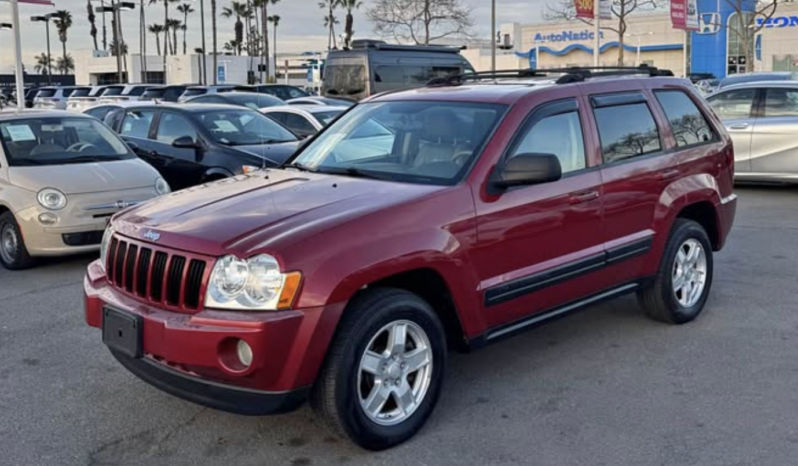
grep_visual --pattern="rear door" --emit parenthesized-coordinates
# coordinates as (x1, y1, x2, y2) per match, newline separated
(750, 86, 798, 175)
(707, 87, 758, 172)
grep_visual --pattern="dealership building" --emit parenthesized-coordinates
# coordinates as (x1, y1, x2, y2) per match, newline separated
(480, 0, 798, 78)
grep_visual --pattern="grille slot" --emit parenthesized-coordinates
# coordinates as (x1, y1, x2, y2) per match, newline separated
(114, 242, 127, 286)
(166, 256, 187, 305)
(107, 238, 119, 282)
(136, 248, 152, 296)
(184, 260, 207, 309)
(124, 245, 138, 292)
(150, 251, 168, 302)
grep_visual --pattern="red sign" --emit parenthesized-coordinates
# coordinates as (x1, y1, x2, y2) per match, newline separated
(670, 0, 699, 30)
(574, 0, 594, 20)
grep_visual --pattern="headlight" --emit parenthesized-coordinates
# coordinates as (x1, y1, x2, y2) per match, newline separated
(155, 178, 171, 195)
(37, 188, 67, 210)
(241, 165, 259, 174)
(205, 254, 302, 311)
(99, 225, 114, 271)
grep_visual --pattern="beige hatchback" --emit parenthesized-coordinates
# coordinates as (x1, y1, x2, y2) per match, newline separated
(0, 111, 169, 269)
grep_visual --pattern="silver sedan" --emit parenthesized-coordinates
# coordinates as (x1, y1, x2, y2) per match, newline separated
(707, 81, 798, 183)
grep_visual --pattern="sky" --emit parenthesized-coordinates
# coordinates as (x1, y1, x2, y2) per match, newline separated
(0, 0, 545, 73)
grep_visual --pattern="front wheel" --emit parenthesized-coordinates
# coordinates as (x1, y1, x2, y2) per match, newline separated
(0, 211, 35, 270)
(638, 219, 714, 324)
(311, 288, 447, 450)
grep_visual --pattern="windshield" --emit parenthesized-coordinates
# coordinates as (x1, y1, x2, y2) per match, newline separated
(227, 93, 284, 109)
(36, 89, 56, 98)
(291, 101, 506, 185)
(720, 73, 796, 89)
(103, 86, 125, 96)
(183, 88, 207, 98)
(0, 117, 134, 166)
(313, 110, 345, 125)
(197, 109, 298, 145)
(323, 62, 367, 97)
(70, 88, 91, 98)
(140, 88, 164, 100)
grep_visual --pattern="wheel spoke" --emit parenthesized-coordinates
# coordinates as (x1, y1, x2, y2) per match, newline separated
(394, 380, 416, 415)
(682, 281, 693, 305)
(403, 347, 430, 373)
(672, 271, 686, 292)
(363, 383, 390, 417)
(388, 323, 408, 355)
(361, 350, 383, 375)
(676, 248, 687, 267)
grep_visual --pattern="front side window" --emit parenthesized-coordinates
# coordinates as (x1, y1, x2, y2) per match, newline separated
(0, 117, 133, 166)
(594, 101, 661, 163)
(120, 110, 156, 139)
(708, 88, 756, 120)
(291, 101, 506, 185)
(510, 108, 586, 174)
(182, 88, 208, 98)
(156, 112, 198, 144)
(85, 106, 113, 121)
(284, 114, 317, 135)
(763, 88, 798, 117)
(196, 109, 297, 145)
(655, 91, 716, 147)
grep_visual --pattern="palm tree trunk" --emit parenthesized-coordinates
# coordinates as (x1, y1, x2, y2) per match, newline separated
(173, 26, 178, 55)
(163, 0, 168, 83)
(140, 0, 147, 82)
(212, 0, 217, 84)
(183, 12, 188, 54)
(155, 33, 161, 56)
(62, 41, 67, 75)
(263, 3, 269, 80)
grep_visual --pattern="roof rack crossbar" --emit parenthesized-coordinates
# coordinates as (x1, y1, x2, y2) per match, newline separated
(426, 65, 675, 87)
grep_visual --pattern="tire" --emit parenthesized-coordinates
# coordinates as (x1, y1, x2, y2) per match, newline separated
(0, 211, 35, 270)
(638, 219, 714, 324)
(311, 288, 447, 451)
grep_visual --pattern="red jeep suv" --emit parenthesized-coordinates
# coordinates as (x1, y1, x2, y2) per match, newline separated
(84, 67, 737, 450)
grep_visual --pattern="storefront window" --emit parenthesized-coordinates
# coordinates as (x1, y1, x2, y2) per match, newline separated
(727, 12, 754, 75)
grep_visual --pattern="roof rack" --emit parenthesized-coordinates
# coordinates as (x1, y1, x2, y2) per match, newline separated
(426, 65, 675, 87)
(350, 39, 464, 54)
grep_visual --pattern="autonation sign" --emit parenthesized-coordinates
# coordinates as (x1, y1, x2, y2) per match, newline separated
(757, 16, 798, 28)
(533, 30, 605, 43)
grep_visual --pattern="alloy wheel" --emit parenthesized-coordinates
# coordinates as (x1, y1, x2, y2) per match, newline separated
(672, 238, 708, 308)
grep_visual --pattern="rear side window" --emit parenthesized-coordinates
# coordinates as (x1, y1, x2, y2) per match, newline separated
(120, 110, 156, 139)
(593, 96, 661, 163)
(763, 88, 798, 117)
(284, 113, 316, 135)
(708, 89, 755, 119)
(36, 89, 56, 98)
(127, 87, 147, 96)
(654, 90, 716, 148)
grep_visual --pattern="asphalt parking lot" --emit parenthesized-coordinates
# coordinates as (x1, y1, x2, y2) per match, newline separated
(1, 186, 797, 466)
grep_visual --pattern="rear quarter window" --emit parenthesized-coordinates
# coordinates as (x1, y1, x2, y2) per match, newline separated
(592, 95, 662, 163)
(654, 90, 716, 147)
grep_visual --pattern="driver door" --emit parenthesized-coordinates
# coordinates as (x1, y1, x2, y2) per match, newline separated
(149, 111, 205, 190)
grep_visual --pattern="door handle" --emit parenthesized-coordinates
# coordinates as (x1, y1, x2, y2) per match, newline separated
(656, 169, 681, 181)
(568, 190, 600, 205)
(728, 123, 750, 130)
(147, 150, 159, 157)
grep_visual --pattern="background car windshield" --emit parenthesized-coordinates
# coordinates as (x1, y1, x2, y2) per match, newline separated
(314, 110, 344, 125)
(293, 101, 506, 185)
(323, 63, 367, 97)
(0, 117, 132, 166)
(197, 110, 297, 145)
(227, 93, 283, 109)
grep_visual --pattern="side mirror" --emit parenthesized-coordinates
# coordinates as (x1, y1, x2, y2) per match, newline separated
(172, 136, 199, 149)
(492, 153, 562, 190)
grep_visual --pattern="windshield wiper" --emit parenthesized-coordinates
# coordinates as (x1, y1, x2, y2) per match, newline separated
(61, 155, 118, 163)
(315, 166, 391, 180)
(282, 162, 316, 172)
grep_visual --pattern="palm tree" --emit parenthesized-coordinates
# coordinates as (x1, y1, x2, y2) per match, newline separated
(34, 53, 52, 75)
(52, 10, 73, 75)
(338, 0, 361, 49)
(176, 3, 194, 54)
(166, 19, 182, 55)
(86, 0, 99, 50)
(221, 2, 249, 55)
(223, 39, 241, 54)
(254, 0, 279, 81)
(148, 24, 165, 56)
(56, 54, 75, 74)
(212, 0, 218, 83)
(108, 38, 129, 56)
(319, 0, 338, 50)
(268, 14, 280, 61)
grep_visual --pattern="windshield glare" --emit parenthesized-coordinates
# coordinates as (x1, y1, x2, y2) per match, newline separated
(0, 117, 133, 166)
(197, 110, 298, 145)
(292, 101, 506, 185)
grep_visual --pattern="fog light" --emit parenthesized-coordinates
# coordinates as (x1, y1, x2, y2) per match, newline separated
(236, 340, 253, 368)
(38, 212, 58, 225)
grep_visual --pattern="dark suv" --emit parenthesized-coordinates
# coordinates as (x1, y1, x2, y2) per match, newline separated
(85, 67, 736, 450)
(104, 103, 299, 190)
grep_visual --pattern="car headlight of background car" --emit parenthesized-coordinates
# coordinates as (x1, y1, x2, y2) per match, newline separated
(99, 225, 114, 271)
(155, 178, 171, 195)
(206, 254, 301, 311)
(37, 188, 68, 211)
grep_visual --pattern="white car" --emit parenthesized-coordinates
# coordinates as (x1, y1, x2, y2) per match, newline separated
(98, 84, 153, 104)
(260, 105, 348, 137)
(286, 96, 355, 107)
(34, 86, 93, 110)
(66, 86, 112, 113)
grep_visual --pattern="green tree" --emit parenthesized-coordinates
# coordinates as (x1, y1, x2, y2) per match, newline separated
(166, 19, 183, 55)
(52, 10, 73, 75)
(56, 54, 75, 74)
(34, 53, 52, 75)
(337, 0, 361, 49)
(86, 0, 99, 50)
(268, 14, 280, 59)
(148, 23, 165, 56)
(319, 0, 339, 50)
(177, 3, 195, 54)
(222, 1, 250, 55)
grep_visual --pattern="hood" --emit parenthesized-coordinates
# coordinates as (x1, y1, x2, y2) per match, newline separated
(114, 168, 444, 256)
(9, 158, 160, 194)
(233, 141, 300, 166)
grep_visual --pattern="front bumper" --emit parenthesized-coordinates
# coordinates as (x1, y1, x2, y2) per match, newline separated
(84, 260, 344, 414)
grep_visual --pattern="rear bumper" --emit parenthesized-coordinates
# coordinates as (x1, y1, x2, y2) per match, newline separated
(715, 193, 738, 251)
(84, 259, 345, 412)
(110, 349, 309, 415)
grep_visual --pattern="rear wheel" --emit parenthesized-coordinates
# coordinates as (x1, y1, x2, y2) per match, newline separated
(0, 211, 35, 270)
(311, 288, 447, 450)
(638, 219, 713, 324)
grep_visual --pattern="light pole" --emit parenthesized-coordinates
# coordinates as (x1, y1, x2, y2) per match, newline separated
(491, 0, 496, 72)
(0, 23, 11, 107)
(96, 1, 135, 84)
(534, 38, 547, 70)
(31, 14, 55, 85)
(198, 0, 207, 85)
(627, 31, 654, 67)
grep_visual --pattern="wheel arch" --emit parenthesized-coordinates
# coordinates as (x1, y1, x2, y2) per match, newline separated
(675, 201, 721, 251)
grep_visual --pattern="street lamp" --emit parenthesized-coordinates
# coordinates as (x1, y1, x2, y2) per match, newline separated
(31, 13, 55, 85)
(628, 31, 654, 67)
(0, 23, 12, 109)
(96, 1, 135, 84)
